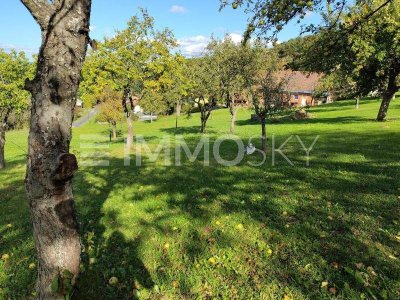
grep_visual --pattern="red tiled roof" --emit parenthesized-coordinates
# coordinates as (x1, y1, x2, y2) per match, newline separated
(278, 71, 322, 93)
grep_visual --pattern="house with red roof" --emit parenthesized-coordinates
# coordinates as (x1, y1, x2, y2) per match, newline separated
(279, 71, 332, 107)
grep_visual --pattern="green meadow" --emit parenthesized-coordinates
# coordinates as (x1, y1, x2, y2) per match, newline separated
(1, 99, 399, 299)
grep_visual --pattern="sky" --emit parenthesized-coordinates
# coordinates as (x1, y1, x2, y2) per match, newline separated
(0, 0, 321, 57)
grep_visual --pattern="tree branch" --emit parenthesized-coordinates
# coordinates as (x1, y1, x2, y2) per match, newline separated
(20, 0, 53, 28)
(345, 0, 392, 35)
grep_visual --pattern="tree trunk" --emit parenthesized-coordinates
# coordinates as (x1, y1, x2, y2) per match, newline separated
(230, 108, 238, 134)
(126, 114, 133, 149)
(22, 1, 92, 298)
(377, 72, 398, 121)
(261, 119, 267, 153)
(112, 123, 117, 141)
(377, 92, 396, 121)
(200, 119, 205, 133)
(0, 123, 5, 170)
(200, 111, 211, 134)
(0, 112, 10, 170)
(176, 101, 181, 117)
(175, 101, 181, 129)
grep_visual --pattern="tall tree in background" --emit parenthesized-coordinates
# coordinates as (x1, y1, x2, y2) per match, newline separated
(85, 10, 176, 148)
(195, 96, 217, 134)
(207, 38, 241, 134)
(207, 37, 260, 133)
(0, 50, 32, 169)
(161, 54, 193, 129)
(97, 88, 124, 140)
(187, 57, 219, 133)
(140, 39, 182, 122)
(347, 0, 399, 121)
(140, 91, 166, 122)
(252, 52, 289, 152)
(20, 0, 92, 298)
(80, 49, 118, 108)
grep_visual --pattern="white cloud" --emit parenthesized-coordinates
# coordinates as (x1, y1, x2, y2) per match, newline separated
(177, 32, 280, 57)
(170, 5, 187, 14)
(227, 33, 243, 44)
(0, 43, 38, 56)
(177, 35, 210, 57)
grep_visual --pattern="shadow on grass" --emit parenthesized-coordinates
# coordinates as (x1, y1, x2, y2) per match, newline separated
(72, 162, 155, 299)
(160, 126, 217, 135)
(71, 129, 399, 298)
(307, 98, 381, 114)
(236, 116, 376, 127)
(0, 156, 36, 297)
(1, 128, 399, 299)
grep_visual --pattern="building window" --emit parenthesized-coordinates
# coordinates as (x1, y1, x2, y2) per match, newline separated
(294, 95, 299, 100)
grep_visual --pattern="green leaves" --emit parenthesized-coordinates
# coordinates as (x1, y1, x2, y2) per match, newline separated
(0, 49, 32, 121)
(49, 269, 76, 300)
(80, 10, 182, 116)
(50, 275, 59, 294)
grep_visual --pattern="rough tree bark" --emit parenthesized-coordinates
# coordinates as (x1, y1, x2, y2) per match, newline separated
(21, 0, 92, 298)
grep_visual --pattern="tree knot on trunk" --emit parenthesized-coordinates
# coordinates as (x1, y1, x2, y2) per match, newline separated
(48, 78, 62, 104)
(24, 78, 36, 93)
(55, 199, 79, 231)
(52, 153, 78, 185)
(78, 27, 90, 35)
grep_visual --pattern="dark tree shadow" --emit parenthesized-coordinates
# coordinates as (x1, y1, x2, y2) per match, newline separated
(69, 128, 400, 298)
(161, 126, 217, 135)
(1, 127, 400, 299)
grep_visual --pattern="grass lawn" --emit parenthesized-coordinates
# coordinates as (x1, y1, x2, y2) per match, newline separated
(1, 99, 400, 299)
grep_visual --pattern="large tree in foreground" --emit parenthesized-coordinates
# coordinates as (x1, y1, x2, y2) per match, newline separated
(20, 0, 92, 298)
(0, 50, 32, 169)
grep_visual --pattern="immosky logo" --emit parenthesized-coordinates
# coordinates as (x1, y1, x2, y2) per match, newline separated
(79, 134, 320, 167)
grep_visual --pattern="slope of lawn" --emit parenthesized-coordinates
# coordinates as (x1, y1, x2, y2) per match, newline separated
(1, 98, 399, 299)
